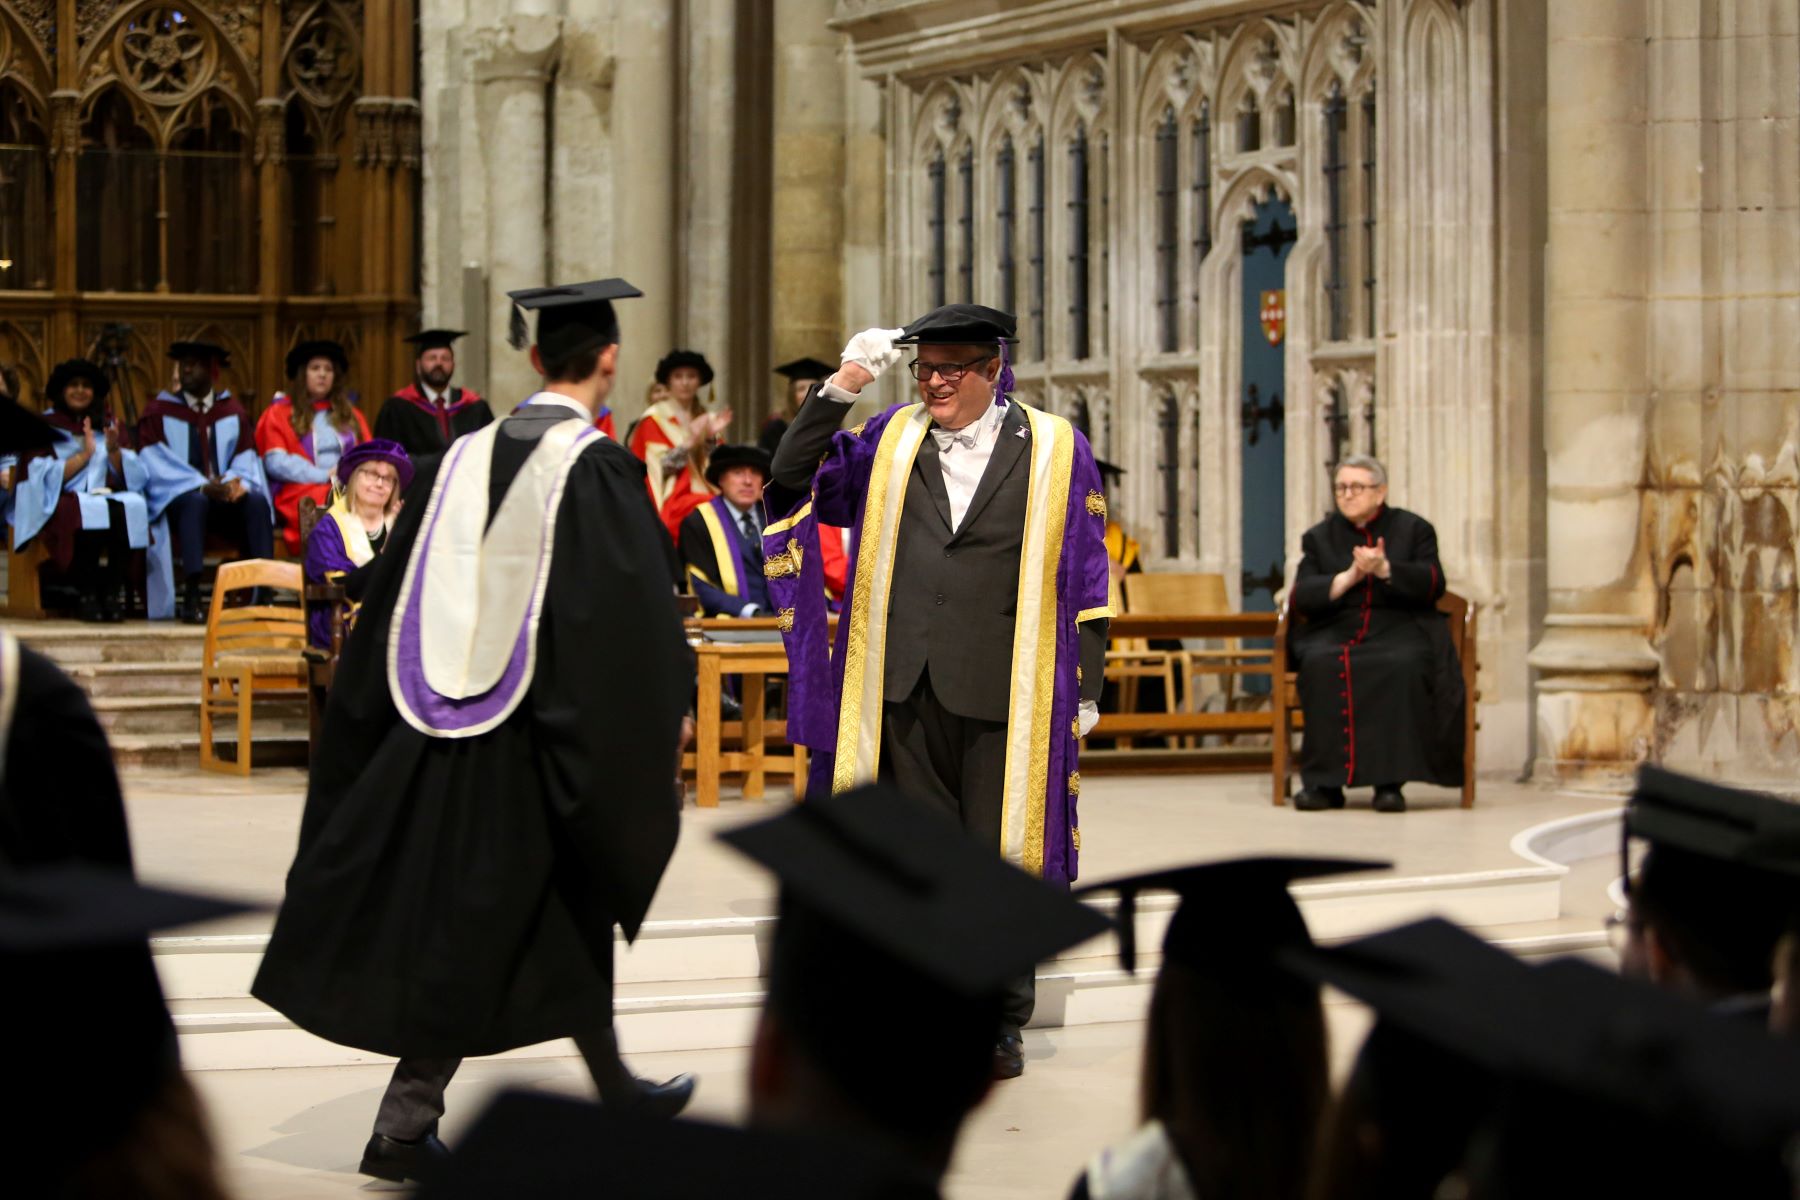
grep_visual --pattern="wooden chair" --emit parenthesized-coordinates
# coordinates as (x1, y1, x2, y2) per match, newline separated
(1103, 573, 1183, 750)
(297, 498, 348, 753)
(1270, 589, 1479, 808)
(200, 558, 308, 775)
(4, 528, 52, 618)
(1127, 572, 1275, 725)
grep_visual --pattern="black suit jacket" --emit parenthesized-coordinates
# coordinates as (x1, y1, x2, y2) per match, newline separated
(773, 389, 1106, 724)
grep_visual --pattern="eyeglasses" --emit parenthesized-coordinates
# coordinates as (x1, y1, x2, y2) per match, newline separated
(1334, 482, 1381, 497)
(908, 355, 994, 384)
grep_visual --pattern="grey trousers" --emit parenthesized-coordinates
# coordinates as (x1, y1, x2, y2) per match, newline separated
(372, 1029, 630, 1141)
(882, 672, 1038, 1037)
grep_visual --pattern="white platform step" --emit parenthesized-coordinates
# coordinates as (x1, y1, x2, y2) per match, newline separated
(161, 807, 1624, 1072)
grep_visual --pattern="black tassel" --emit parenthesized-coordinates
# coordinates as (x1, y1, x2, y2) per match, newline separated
(1118, 889, 1139, 975)
(507, 303, 528, 350)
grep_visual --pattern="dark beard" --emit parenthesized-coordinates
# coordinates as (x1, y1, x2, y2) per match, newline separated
(419, 368, 452, 390)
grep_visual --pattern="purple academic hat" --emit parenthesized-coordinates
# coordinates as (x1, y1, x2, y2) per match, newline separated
(336, 437, 414, 491)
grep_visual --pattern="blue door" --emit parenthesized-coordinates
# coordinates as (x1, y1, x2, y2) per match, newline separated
(1239, 197, 1295, 615)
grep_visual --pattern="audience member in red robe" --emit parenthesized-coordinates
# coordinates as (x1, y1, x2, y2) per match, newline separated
(255, 340, 371, 554)
(627, 349, 729, 540)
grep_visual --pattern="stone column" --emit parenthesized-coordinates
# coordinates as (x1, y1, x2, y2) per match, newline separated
(769, 0, 847, 391)
(682, 1, 738, 402)
(610, 1, 679, 426)
(1526, 1, 1660, 787)
(469, 13, 562, 409)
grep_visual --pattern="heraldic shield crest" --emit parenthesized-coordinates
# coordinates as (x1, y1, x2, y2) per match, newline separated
(1260, 289, 1287, 346)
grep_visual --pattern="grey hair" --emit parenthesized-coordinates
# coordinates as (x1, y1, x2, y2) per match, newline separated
(1335, 454, 1387, 487)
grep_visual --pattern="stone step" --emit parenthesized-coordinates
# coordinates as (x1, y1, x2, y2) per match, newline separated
(65, 661, 204, 698)
(109, 731, 310, 769)
(90, 694, 309, 738)
(10, 620, 207, 666)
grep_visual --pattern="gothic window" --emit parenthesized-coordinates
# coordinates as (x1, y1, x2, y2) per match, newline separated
(76, 91, 159, 293)
(1236, 91, 1261, 153)
(1157, 390, 1182, 556)
(926, 150, 947, 307)
(0, 86, 50, 290)
(286, 104, 330, 294)
(1361, 90, 1378, 339)
(166, 93, 256, 294)
(1274, 87, 1297, 145)
(996, 135, 1017, 316)
(955, 143, 975, 302)
(1154, 107, 1179, 353)
(1098, 131, 1110, 349)
(1027, 133, 1046, 359)
(1189, 101, 1213, 317)
(1067, 122, 1091, 360)
(1323, 84, 1349, 341)
(1068, 393, 1091, 440)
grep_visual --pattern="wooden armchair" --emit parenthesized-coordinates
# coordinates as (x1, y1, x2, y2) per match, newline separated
(1270, 589, 1479, 808)
(199, 559, 308, 775)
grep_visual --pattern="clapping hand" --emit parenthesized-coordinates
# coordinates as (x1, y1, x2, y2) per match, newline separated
(104, 419, 119, 454)
(1351, 537, 1390, 581)
(79, 418, 96, 459)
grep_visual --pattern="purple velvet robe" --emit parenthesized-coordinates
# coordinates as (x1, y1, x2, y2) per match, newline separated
(765, 400, 1111, 883)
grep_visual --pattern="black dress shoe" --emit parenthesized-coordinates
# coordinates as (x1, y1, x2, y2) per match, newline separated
(605, 1073, 696, 1119)
(177, 579, 206, 625)
(1293, 786, 1346, 812)
(75, 594, 106, 623)
(359, 1131, 449, 1183)
(1372, 786, 1407, 814)
(993, 1033, 1025, 1080)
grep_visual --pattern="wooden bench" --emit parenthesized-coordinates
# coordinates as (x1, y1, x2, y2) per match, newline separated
(684, 637, 807, 808)
(1270, 590, 1479, 808)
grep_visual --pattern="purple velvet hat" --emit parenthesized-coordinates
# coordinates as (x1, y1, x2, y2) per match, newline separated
(336, 437, 414, 491)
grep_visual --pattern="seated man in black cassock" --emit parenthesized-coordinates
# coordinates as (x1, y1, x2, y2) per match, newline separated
(678, 443, 774, 618)
(374, 328, 494, 458)
(1290, 455, 1463, 814)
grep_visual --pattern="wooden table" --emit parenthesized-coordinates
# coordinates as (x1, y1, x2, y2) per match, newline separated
(685, 639, 807, 808)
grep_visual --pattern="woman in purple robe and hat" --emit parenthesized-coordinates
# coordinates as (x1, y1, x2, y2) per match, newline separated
(302, 438, 412, 648)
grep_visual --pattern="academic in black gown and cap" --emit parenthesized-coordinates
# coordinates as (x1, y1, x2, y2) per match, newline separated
(374, 328, 495, 458)
(1289, 455, 1464, 813)
(253, 278, 696, 1184)
(760, 356, 836, 454)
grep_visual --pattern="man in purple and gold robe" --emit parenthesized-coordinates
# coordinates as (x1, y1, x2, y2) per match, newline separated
(766, 303, 1112, 1081)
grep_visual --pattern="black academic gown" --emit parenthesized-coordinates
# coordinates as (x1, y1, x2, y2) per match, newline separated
(373, 386, 495, 458)
(1289, 506, 1464, 790)
(252, 407, 692, 1059)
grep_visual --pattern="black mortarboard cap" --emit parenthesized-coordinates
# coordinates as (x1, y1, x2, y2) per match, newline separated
(417, 1091, 940, 1200)
(1625, 764, 1800, 880)
(704, 443, 772, 488)
(892, 303, 1019, 345)
(2, 865, 254, 1189)
(1094, 458, 1125, 483)
(773, 356, 836, 382)
(0, 393, 56, 454)
(720, 783, 1111, 995)
(1078, 856, 1389, 974)
(166, 340, 231, 366)
(506, 278, 642, 358)
(284, 338, 349, 381)
(403, 328, 468, 351)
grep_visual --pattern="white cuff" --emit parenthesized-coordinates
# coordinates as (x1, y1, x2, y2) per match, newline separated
(818, 381, 860, 405)
(1077, 700, 1100, 738)
(738, 603, 762, 618)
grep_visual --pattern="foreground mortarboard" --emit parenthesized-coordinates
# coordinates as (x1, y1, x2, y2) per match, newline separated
(284, 338, 349, 381)
(1078, 856, 1389, 973)
(719, 783, 1111, 996)
(417, 1091, 939, 1200)
(166, 340, 231, 366)
(893, 303, 1019, 346)
(403, 328, 468, 351)
(0, 394, 55, 454)
(3, 864, 255, 1186)
(773, 356, 836, 382)
(506, 278, 643, 360)
(1624, 764, 1800, 879)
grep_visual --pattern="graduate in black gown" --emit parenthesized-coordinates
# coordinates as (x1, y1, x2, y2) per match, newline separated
(252, 279, 696, 1184)
(759, 356, 835, 455)
(1289, 456, 1463, 813)
(373, 328, 494, 457)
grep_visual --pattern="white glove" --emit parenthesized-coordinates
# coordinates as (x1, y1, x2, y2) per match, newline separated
(1077, 700, 1100, 738)
(840, 327, 908, 378)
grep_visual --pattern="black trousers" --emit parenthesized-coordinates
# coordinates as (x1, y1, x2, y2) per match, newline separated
(881, 670, 1036, 1036)
(165, 488, 274, 579)
(372, 1027, 637, 1141)
(69, 499, 131, 600)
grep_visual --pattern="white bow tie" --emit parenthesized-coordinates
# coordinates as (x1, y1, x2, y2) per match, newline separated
(934, 427, 977, 452)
